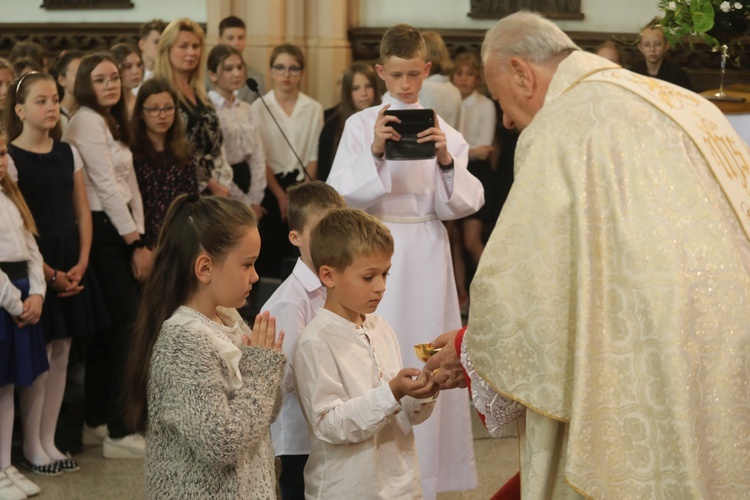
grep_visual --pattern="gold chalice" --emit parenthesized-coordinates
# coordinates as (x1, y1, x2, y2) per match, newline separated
(414, 343, 441, 363)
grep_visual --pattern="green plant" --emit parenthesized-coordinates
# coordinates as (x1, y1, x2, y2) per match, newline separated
(659, 0, 750, 47)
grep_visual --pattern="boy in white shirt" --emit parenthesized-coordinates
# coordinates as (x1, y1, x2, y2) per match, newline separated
(326, 24, 481, 498)
(261, 181, 345, 499)
(293, 208, 439, 499)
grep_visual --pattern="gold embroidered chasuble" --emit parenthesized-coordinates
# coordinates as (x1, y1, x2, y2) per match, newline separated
(466, 51, 750, 498)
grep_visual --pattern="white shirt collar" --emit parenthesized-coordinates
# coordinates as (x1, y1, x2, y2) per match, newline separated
(208, 90, 239, 109)
(292, 258, 324, 294)
(462, 90, 479, 106)
(382, 92, 423, 110)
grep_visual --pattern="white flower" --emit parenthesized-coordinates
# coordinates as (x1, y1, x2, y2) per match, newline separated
(668, 1, 677, 9)
(720, 1, 732, 12)
(734, 2, 743, 9)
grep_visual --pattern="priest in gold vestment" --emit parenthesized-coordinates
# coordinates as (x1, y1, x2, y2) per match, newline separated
(426, 12, 750, 499)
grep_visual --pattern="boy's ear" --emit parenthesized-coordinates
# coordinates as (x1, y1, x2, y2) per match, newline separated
(375, 64, 386, 81)
(318, 265, 336, 289)
(194, 253, 213, 285)
(288, 229, 301, 248)
(137, 39, 146, 52)
(424, 61, 432, 77)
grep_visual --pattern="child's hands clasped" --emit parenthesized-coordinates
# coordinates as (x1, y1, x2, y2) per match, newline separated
(51, 269, 84, 298)
(15, 294, 43, 328)
(389, 367, 440, 401)
(242, 311, 285, 351)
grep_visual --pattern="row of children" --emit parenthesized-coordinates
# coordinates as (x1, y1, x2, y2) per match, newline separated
(0, 18, 273, 499)
(0, 19, 486, 500)
(593, 17, 693, 90)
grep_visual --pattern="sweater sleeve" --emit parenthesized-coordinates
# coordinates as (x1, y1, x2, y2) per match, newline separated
(150, 325, 286, 467)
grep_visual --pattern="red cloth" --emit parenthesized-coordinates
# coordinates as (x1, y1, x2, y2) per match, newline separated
(491, 472, 521, 500)
(459, 328, 521, 499)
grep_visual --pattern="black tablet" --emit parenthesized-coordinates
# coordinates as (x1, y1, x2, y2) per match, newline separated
(384, 109, 436, 161)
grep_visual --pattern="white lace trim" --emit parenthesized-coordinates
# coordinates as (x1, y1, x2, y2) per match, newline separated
(173, 306, 245, 390)
(460, 337, 525, 437)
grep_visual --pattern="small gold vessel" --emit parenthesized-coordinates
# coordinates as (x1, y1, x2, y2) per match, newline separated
(414, 343, 441, 362)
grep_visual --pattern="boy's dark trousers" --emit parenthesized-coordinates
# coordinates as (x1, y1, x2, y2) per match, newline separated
(279, 454, 308, 500)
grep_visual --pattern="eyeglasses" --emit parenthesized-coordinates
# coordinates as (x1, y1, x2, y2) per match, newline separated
(143, 105, 177, 117)
(271, 64, 303, 75)
(91, 75, 122, 87)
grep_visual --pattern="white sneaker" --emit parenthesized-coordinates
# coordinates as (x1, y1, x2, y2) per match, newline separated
(0, 471, 26, 500)
(103, 434, 145, 459)
(2, 466, 38, 498)
(82, 423, 108, 446)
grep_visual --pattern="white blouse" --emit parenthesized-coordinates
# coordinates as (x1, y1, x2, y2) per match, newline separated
(0, 187, 46, 316)
(208, 91, 267, 206)
(458, 91, 497, 148)
(63, 106, 144, 236)
(251, 90, 323, 179)
(261, 258, 326, 456)
(419, 74, 462, 130)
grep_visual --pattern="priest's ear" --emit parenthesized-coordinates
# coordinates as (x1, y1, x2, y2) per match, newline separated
(508, 56, 536, 97)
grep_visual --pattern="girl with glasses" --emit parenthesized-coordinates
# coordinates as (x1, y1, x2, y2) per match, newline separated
(130, 78, 198, 249)
(250, 43, 324, 279)
(132, 78, 198, 251)
(62, 52, 149, 460)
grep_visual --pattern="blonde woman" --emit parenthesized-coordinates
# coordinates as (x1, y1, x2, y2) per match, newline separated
(154, 18, 232, 196)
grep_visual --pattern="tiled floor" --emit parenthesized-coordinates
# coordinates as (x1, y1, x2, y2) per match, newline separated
(19, 406, 518, 500)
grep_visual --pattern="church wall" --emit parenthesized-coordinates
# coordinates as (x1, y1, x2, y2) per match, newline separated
(358, 0, 661, 33)
(0, 0, 207, 23)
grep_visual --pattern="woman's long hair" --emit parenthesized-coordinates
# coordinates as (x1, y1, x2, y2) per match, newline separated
(328, 62, 381, 155)
(153, 18, 208, 106)
(123, 194, 257, 433)
(74, 52, 134, 145)
(130, 78, 190, 167)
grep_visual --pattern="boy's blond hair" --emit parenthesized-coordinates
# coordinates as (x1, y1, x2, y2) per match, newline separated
(639, 16, 665, 40)
(311, 208, 394, 273)
(379, 24, 426, 63)
(287, 181, 346, 233)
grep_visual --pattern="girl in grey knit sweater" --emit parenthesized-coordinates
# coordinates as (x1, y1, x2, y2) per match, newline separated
(124, 194, 286, 499)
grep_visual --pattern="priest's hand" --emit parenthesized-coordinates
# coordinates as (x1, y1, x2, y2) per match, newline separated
(371, 103, 401, 158)
(424, 329, 467, 389)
